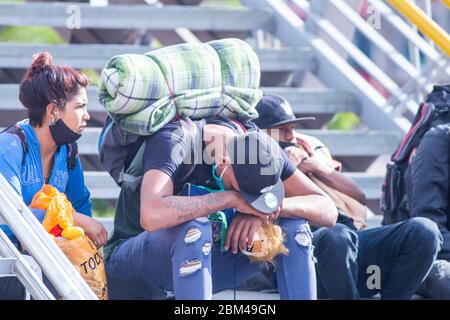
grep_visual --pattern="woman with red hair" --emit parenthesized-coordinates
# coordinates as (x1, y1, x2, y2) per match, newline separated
(0, 52, 108, 299)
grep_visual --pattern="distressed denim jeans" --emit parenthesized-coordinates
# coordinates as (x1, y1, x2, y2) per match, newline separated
(105, 217, 316, 300)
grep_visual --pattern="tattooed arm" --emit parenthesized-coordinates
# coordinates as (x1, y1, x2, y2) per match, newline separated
(140, 169, 268, 232)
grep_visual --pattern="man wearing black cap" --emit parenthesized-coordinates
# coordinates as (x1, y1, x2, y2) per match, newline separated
(253, 93, 442, 300)
(103, 116, 338, 300)
(253, 94, 367, 220)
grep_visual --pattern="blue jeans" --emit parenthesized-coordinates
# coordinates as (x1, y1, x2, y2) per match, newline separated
(105, 217, 316, 300)
(313, 217, 442, 299)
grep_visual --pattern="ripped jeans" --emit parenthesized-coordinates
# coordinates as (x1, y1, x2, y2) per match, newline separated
(105, 217, 316, 300)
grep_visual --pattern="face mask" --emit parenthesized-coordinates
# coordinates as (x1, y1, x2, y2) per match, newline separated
(212, 164, 230, 191)
(49, 118, 82, 146)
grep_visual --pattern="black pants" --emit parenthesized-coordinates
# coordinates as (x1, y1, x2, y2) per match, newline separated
(417, 260, 450, 300)
(313, 218, 442, 299)
(0, 277, 26, 300)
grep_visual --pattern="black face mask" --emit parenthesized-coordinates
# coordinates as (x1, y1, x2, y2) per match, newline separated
(278, 141, 297, 149)
(49, 119, 82, 146)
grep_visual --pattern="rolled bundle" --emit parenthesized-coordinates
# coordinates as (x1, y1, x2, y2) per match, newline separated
(98, 38, 262, 135)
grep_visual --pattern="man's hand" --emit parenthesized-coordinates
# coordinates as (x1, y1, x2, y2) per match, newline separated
(225, 214, 264, 254)
(231, 191, 280, 222)
(298, 156, 333, 177)
(284, 146, 332, 177)
(284, 146, 309, 168)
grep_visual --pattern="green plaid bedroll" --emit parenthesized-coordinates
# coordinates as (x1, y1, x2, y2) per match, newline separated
(98, 38, 262, 135)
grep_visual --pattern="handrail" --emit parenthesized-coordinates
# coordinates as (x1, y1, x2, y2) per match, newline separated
(243, 0, 412, 133)
(328, 0, 431, 92)
(388, 0, 450, 56)
(0, 173, 98, 300)
(444, 0, 450, 9)
(0, 229, 55, 300)
(282, 0, 448, 120)
(367, 0, 449, 72)
(291, 0, 419, 114)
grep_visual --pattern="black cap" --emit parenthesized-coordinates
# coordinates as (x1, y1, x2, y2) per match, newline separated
(253, 94, 315, 129)
(227, 130, 285, 214)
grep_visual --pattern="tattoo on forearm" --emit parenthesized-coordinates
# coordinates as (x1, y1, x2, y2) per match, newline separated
(176, 212, 198, 222)
(204, 192, 225, 212)
(165, 198, 200, 220)
(165, 192, 226, 222)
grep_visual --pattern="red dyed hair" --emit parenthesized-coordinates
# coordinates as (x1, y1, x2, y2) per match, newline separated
(19, 52, 89, 127)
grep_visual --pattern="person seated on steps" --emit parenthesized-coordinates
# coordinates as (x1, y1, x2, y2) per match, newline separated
(0, 52, 108, 300)
(251, 93, 442, 300)
(103, 114, 338, 300)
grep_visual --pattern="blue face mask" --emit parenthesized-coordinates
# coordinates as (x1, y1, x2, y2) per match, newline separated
(212, 164, 230, 191)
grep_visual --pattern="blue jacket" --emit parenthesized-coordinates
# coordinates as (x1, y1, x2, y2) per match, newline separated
(0, 120, 92, 246)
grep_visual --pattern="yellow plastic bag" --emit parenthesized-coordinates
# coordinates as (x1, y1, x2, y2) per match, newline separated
(29, 184, 75, 236)
(29, 185, 108, 300)
(29, 184, 56, 210)
(55, 236, 108, 300)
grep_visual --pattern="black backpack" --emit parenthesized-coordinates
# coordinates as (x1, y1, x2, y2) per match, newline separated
(1, 124, 78, 170)
(98, 116, 204, 189)
(97, 116, 146, 187)
(98, 116, 257, 188)
(381, 85, 450, 225)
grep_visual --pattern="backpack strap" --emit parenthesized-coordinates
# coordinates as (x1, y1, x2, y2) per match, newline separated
(67, 142, 78, 170)
(178, 118, 202, 182)
(2, 125, 29, 156)
(2, 124, 78, 171)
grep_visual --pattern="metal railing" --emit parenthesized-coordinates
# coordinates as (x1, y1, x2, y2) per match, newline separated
(0, 229, 54, 300)
(285, 0, 449, 123)
(0, 173, 98, 300)
(388, 0, 450, 56)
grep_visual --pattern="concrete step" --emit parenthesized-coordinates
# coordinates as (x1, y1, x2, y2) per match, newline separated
(304, 130, 401, 157)
(0, 84, 358, 116)
(0, 43, 315, 72)
(263, 87, 359, 115)
(85, 171, 384, 200)
(212, 290, 280, 300)
(0, 2, 272, 31)
(344, 173, 384, 202)
(211, 290, 424, 300)
(73, 128, 400, 157)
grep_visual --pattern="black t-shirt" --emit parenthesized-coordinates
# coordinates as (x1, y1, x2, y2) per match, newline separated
(142, 117, 296, 193)
(104, 117, 296, 260)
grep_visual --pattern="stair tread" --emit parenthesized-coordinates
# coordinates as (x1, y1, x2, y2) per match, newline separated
(0, 43, 315, 72)
(0, 2, 272, 31)
(0, 84, 359, 115)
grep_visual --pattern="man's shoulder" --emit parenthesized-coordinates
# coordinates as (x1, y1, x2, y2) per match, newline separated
(144, 119, 193, 146)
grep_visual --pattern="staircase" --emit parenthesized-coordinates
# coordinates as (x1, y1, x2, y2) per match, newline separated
(0, 0, 448, 299)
